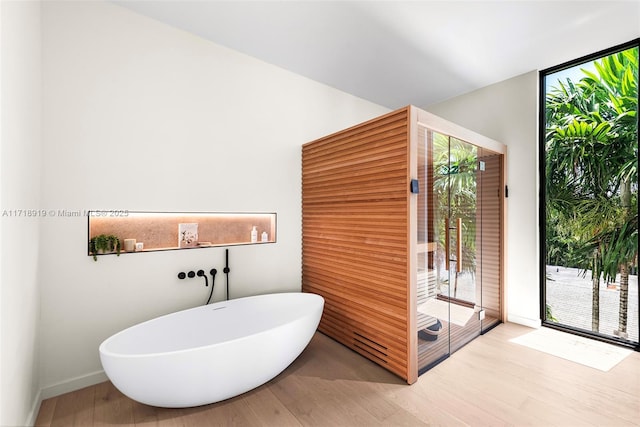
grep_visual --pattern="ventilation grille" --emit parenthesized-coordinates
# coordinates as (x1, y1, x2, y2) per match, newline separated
(353, 331, 388, 364)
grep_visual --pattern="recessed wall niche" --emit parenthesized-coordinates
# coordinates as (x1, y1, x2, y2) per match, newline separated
(88, 211, 276, 257)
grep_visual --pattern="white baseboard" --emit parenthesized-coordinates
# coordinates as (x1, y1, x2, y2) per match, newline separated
(507, 313, 542, 329)
(40, 370, 108, 400)
(24, 371, 107, 426)
(25, 389, 43, 427)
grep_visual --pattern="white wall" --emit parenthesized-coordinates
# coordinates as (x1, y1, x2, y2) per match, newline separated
(426, 71, 541, 327)
(39, 0, 388, 398)
(0, 1, 43, 425)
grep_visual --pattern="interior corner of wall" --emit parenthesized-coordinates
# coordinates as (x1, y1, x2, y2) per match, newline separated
(506, 313, 542, 329)
(25, 388, 43, 427)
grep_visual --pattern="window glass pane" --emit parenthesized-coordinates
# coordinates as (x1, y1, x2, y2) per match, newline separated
(543, 44, 639, 345)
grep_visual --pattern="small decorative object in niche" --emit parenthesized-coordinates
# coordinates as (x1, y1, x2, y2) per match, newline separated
(179, 223, 198, 248)
(87, 211, 276, 257)
(89, 234, 121, 261)
(123, 239, 136, 252)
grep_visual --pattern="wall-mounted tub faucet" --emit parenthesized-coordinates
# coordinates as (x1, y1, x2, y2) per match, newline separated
(207, 269, 218, 305)
(178, 268, 218, 305)
(197, 270, 209, 288)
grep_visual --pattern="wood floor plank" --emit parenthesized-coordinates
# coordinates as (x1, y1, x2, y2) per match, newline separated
(50, 385, 95, 427)
(489, 338, 637, 424)
(332, 378, 404, 423)
(35, 324, 640, 427)
(92, 381, 134, 426)
(446, 351, 594, 425)
(131, 400, 185, 427)
(34, 396, 57, 427)
(239, 385, 302, 427)
(269, 374, 354, 426)
(447, 325, 640, 425)
(179, 397, 255, 427)
(375, 382, 466, 426)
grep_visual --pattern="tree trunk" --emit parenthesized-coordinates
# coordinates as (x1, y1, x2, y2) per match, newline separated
(617, 178, 631, 337)
(618, 263, 629, 336)
(591, 276, 600, 332)
(591, 251, 600, 332)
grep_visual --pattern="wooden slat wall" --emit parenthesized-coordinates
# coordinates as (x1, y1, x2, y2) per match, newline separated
(302, 107, 412, 382)
(478, 153, 503, 320)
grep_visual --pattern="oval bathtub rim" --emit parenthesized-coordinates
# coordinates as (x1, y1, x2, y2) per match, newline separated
(99, 292, 324, 359)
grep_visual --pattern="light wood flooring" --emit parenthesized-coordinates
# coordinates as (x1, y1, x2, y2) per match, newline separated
(36, 323, 640, 426)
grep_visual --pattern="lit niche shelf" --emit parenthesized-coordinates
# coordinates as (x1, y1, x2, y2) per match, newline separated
(88, 211, 276, 258)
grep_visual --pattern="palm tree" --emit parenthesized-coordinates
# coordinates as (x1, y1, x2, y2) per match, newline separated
(545, 47, 638, 337)
(432, 132, 478, 298)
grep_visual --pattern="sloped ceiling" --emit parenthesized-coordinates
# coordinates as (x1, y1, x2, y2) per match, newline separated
(114, 1, 640, 109)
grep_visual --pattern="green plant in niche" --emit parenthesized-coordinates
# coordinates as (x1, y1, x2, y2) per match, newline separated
(89, 234, 121, 261)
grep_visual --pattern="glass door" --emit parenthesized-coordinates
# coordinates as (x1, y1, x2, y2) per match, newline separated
(436, 132, 483, 355)
(417, 126, 503, 373)
(416, 126, 450, 371)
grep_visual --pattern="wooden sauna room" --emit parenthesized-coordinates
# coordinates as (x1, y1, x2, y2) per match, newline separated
(302, 105, 507, 383)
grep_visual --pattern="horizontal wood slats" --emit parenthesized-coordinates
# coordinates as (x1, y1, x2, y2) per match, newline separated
(302, 106, 506, 384)
(302, 107, 411, 381)
(479, 154, 503, 321)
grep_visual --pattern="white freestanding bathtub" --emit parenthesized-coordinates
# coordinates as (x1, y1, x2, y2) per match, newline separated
(99, 292, 324, 408)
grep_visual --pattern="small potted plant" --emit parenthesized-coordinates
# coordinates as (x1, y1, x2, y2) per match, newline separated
(89, 234, 121, 261)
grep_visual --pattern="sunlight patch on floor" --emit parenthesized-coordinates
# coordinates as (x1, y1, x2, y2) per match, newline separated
(509, 327, 632, 371)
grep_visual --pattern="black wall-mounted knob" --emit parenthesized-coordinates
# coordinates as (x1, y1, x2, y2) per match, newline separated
(188, 271, 196, 278)
(177, 272, 186, 280)
(197, 270, 205, 277)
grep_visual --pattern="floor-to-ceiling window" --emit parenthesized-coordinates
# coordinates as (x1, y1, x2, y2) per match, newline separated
(540, 40, 639, 349)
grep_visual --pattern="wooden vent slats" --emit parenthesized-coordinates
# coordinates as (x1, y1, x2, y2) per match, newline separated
(315, 303, 409, 375)
(315, 298, 408, 353)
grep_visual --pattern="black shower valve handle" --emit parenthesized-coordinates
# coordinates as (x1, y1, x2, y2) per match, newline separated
(178, 271, 196, 279)
(178, 269, 215, 288)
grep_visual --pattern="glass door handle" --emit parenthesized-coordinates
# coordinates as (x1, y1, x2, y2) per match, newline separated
(445, 217, 463, 273)
(445, 217, 450, 270)
(456, 218, 462, 273)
